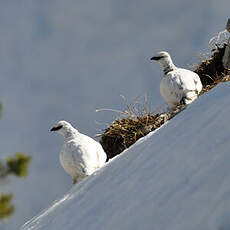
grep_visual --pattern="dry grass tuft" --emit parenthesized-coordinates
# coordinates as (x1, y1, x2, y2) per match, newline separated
(99, 43, 230, 161)
(194, 45, 230, 93)
(98, 99, 184, 160)
(100, 113, 169, 160)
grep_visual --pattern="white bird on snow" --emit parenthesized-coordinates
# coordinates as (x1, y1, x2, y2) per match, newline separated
(151, 51, 202, 110)
(50, 120, 107, 184)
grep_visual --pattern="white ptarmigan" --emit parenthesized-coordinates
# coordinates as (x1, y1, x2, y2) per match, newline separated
(151, 51, 202, 110)
(50, 120, 107, 184)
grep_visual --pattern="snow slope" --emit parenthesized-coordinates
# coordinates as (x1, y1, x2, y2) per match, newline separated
(21, 82, 230, 230)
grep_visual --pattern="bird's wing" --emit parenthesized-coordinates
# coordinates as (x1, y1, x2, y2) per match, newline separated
(66, 141, 86, 166)
(71, 134, 106, 173)
(173, 69, 202, 92)
(60, 142, 86, 177)
(164, 71, 186, 94)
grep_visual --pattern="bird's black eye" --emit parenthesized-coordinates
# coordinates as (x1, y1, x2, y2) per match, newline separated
(50, 125, 63, 131)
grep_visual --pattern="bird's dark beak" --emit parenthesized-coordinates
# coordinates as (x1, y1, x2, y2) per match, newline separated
(150, 56, 161, 61)
(50, 125, 63, 132)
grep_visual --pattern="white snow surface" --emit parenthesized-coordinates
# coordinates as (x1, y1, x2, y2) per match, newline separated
(152, 51, 202, 109)
(51, 121, 107, 183)
(22, 82, 230, 230)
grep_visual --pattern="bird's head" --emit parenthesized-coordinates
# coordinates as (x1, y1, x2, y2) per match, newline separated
(150, 51, 170, 61)
(50, 120, 75, 137)
(150, 51, 175, 73)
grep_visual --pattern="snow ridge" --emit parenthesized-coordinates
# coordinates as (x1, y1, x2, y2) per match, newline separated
(22, 82, 230, 230)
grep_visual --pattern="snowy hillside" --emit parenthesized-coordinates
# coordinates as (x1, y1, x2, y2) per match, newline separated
(21, 82, 230, 230)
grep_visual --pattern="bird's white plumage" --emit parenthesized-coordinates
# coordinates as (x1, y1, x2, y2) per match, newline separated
(151, 51, 202, 110)
(51, 121, 107, 184)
